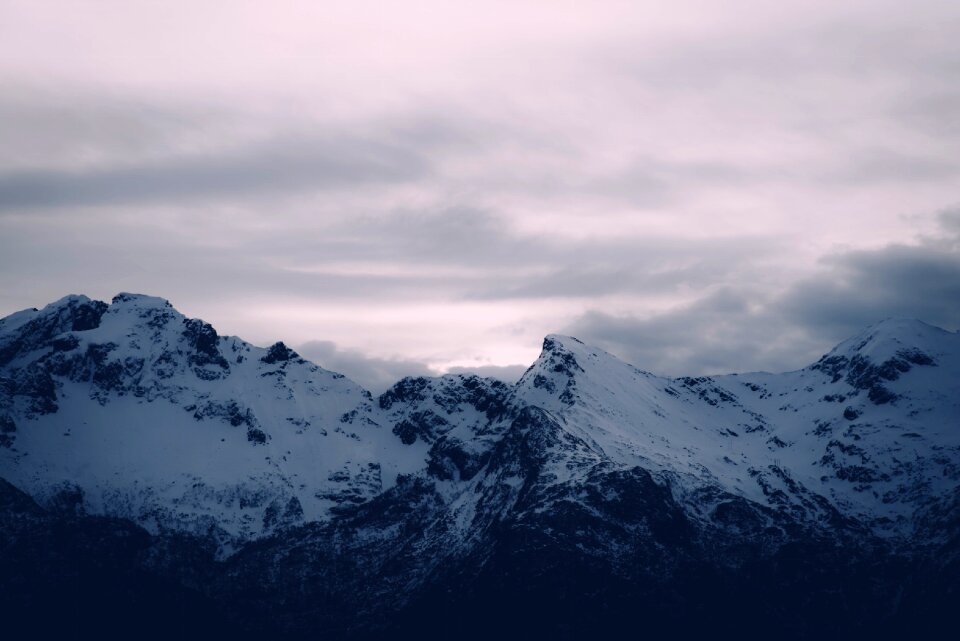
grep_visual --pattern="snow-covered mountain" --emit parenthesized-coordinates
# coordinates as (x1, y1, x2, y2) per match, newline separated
(0, 293, 434, 550)
(1, 293, 958, 639)
(515, 327, 960, 538)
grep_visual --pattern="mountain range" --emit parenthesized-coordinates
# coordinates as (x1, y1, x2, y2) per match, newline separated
(1, 293, 958, 639)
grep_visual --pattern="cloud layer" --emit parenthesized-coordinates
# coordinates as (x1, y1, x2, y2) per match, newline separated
(0, 1, 957, 384)
(566, 212, 960, 376)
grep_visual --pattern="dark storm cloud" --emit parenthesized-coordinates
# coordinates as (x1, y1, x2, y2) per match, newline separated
(780, 243, 960, 338)
(564, 289, 809, 377)
(0, 134, 430, 210)
(565, 218, 960, 377)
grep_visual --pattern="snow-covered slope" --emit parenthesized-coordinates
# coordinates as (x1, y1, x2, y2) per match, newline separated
(513, 323, 960, 537)
(1, 294, 957, 555)
(0, 293, 426, 549)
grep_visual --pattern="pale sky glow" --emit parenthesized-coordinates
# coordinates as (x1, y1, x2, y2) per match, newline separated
(1, 0, 959, 391)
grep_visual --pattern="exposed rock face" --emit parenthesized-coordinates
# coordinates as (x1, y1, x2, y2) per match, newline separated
(1, 297, 958, 639)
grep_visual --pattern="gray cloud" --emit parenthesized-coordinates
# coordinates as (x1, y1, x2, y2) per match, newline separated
(823, 148, 960, 185)
(296, 340, 435, 394)
(613, 9, 960, 99)
(0, 88, 209, 171)
(16, 203, 778, 304)
(1, 2, 958, 377)
(295, 340, 526, 393)
(936, 208, 960, 240)
(0, 134, 429, 211)
(565, 216, 960, 377)
(895, 90, 960, 138)
(565, 289, 815, 377)
(445, 364, 528, 384)
(462, 234, 784, 301)
(780, 242, 960, 338)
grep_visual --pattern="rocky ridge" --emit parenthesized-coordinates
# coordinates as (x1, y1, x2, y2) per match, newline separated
(1, 294, 958, 639)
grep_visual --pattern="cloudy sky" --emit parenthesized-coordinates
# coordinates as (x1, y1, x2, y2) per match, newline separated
(1, 0, 958, 391)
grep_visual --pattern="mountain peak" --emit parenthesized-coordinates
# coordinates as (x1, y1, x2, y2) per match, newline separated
(0, 294, 109, 366)
(261, 341, 300, 364)
(825, 318, 953, 364)
(3, 293, 960, 637)
(47, 293, 95, 308)
(542, 334, 585, 351)
(110, 292, 173, 309)
(807, 318, 956, 405)
(533, 334, 588, 375)
(518, 333, 654, 406)
(535, 334, 651, 377)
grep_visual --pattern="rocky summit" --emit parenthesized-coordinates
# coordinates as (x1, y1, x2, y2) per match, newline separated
(1, 294, 958, 639)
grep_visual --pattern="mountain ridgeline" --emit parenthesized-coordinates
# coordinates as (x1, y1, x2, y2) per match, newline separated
(1, 294, 958, 639)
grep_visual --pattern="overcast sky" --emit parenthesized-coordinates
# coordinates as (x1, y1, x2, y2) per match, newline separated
(1, 0, 958, 391)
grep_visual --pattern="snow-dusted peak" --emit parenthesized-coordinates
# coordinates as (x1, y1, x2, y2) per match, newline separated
(517, 333, 653, 408)
(18, 293, 102, 329)
(0, 294, 108, 367)
(3, 295, 958, 557)
(507, 322, 960, 537)
(541, 333, 586, 352)
(0, 306, 41, 334)
(824, 318, 955, 364)
(110, 292, 174, 310)
(48, 293, 96, 308)
(0, 293, 427, 549)
(536, 334, 652, 375)
(100, 293, 181, 334)
(805, 318, 956, 405)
